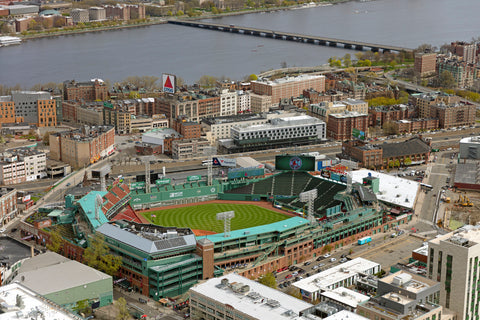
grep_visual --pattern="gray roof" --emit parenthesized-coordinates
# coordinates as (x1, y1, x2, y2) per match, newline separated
(454, 163, 479, 185)
(16, 252, 68, 274)
(0, 237, 34, 266)
(96, 223, 196, 254)
(13, 253, 111, 296)
(354, 184, 377, 202)
(380, 138, 430, 159)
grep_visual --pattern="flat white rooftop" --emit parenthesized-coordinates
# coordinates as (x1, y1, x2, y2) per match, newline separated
(321, 287, 370, 308)
(0, 283, 81, 320)
(190, 273, 312, 320)
(254, 74, 324, 86)
(350, 169, 419, 209)
(323, 310, 369, 320)
(430, 225, 480, 247)
(460, 136, 480, 144)
(293, 258, 380, 294)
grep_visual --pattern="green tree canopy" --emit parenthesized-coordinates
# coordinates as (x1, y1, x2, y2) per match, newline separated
(83, 234, 122, 276)
(438, 70, 455, 89)
(115, 297, 130, 320)
(46, 229, 64, 254)
(258, 272, 277, 289)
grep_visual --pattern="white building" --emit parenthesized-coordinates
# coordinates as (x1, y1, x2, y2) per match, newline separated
(459, 136, 480, 159)
(0, 283, 82, 320)
(231, 115, 326, 143)
(202, 114, 268, 144)
(220, 89, 238, 116)
(320, 287, 370, 312)
(0, 155, 26, 185)
(17, 148, 47, 181)
(293, 258, 380, 302)
(189, 273, 313, 320)
(428, 225, 480, 320)
(237, 90, 250, 113)
(71, 8, 89, 23)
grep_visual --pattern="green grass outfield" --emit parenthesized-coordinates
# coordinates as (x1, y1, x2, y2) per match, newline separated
(141, 203, 290, 233)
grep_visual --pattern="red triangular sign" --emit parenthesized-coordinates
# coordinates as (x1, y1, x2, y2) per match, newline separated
(164, 76, 173, 89)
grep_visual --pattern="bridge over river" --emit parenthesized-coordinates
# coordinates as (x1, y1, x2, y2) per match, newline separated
(169, 20, 414, 53)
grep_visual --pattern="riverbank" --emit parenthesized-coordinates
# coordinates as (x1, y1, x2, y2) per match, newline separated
(17, 0, 351, 41)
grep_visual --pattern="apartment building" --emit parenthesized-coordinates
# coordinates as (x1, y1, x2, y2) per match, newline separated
(251, 74, 325, 106)
(89, 7, 106, 20)
(428, 226, 480, 320)
(414, 53, 437, 77)
(393, 118, 439, 133)
(310, 101, 347, 123)
(219, 89, 238, 116)
(368, 104, 416, 127)
(249, 92, 271, 113)
(437, 58, 477, 88)
(327, 111, 368, 140)
(0, 188, 17, 227)
(49, 126, 115, 169)
(429, 103, 476, 128)
(236, 90, 250, 113)
(63, 79, 109, 102)
(409, 92, 460, 118)
(451, 41, 476, 64)
(15, 148, 47, 181)
(156, 94, 200, 122)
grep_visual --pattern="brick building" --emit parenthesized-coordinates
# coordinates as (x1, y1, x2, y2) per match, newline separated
(393, 118, 439, 133)
(171, 117, 201, 139)
(409, 92, 460, 118)
(414, 53, 437, 77)
(341, 140, 383, 168)
(368, 104, 416, 127)
(429, 103, 476, 129)
(63, 79, 109, 102)
(89, 7, 106, 21)
(327, 111, 368, 140)
(251, 74, 325, 106)
(437, 58, 477, 88)
(0, 188, 17, 227)
(451, 41, 476, 63)
(49, 125, 115, 169)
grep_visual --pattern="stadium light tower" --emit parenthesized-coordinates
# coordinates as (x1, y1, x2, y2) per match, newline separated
(144, 160, 151, 194)
(216, 211, 235, 237)
(299, 189, 318, 224)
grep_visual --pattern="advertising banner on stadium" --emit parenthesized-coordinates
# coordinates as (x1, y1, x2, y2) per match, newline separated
(212, 157, 236, 167)
(187, 175, 202, 181)
(155, 178, 171, 185)
(275, 155, 315, 171)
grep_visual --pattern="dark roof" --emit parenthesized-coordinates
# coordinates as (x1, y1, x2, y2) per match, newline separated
(380, 138, 430, 158)
(354, 184, 377, 202)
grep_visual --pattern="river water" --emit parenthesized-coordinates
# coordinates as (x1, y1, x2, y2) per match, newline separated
(1, 0, 479, 88)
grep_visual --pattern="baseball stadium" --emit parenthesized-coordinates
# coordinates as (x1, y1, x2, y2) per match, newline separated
(23, 155, 414, 300)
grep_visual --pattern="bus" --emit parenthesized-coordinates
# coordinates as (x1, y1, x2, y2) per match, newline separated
(358, 236, 372, 245)
(420, 183, 433, 191)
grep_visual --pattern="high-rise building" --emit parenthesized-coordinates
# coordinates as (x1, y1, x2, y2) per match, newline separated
(63, 79, 109, 102)
(251, 74, 325, 106)
(428, 226, 480, 320)
(451, 41, 476, 64)
(9, 91, 56, 127)
(414, 53, 437, 77)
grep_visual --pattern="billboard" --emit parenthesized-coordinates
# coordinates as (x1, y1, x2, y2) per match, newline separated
(275, 155, 315, 171)
(352, 128, 366, 140)
(187, 175, 202, 181)
(212, 157, 237, 167)
(162, 74, 176, 94)
(155, 178, 171, 185)
(227, 167, 264, 180)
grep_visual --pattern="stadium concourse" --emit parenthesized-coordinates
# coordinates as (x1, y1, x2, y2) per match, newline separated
(21, 158, 416, 301)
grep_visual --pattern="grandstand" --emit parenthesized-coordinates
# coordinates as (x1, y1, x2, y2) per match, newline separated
(224, 171, 346, 216)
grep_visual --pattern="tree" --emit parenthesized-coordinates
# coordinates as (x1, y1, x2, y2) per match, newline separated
(247, 74, 258, 81)
(211, 6, 219, 14)
(115, 297, 130, 320)
(73, 299, 91, 316)
(197, 75, 218, 88)
(258, 272, 276, 289)
(416, 43, 436, 53)
(383, 121, 398, 135)
(83, 234, 122, 276)
(438, 70, 456, 89)
(176, 10, 184, 16)
(404, 157, 412, 166)
(321, 244, 332, 254)
(343, 53, 352, 67)
(46, 229, 64, 254)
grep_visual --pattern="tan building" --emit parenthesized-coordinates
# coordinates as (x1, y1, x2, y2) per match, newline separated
(89, 7, 106, 21)
(310, 101, 347, 123)
(414, 53, 437, 77)
(249, 92, 271, 113)
(156, 94, 200, 123)
(409, 92, 460, 118)
(49, 126, 115, 169)
(428, 226, 480, 320)
(343, 98, 368, 114)
(429, 103, 476, 128)
(251, 74, 325, 106)
(172, 138, 210, 160)
(0, 156, 25, 185)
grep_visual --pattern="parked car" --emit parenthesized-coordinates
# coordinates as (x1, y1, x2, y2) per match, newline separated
(318, 263, 325, 268)
(312, 265, 319, 270)
(324, 253, 331, 258)
(330, 258, 336, 262)
(341, 254, 347, 258)
(340, 258, 348, 263)
(316, 256, 325, 261)
(304, 261, 311, 266)
(285, 274, 293, 279)
(291, 271, 298, 277)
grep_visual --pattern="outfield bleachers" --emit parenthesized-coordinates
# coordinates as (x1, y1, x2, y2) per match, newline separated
(272, 172, 293, 195)
(224, 184, 254, 194)
(251, 176, 274, 195)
